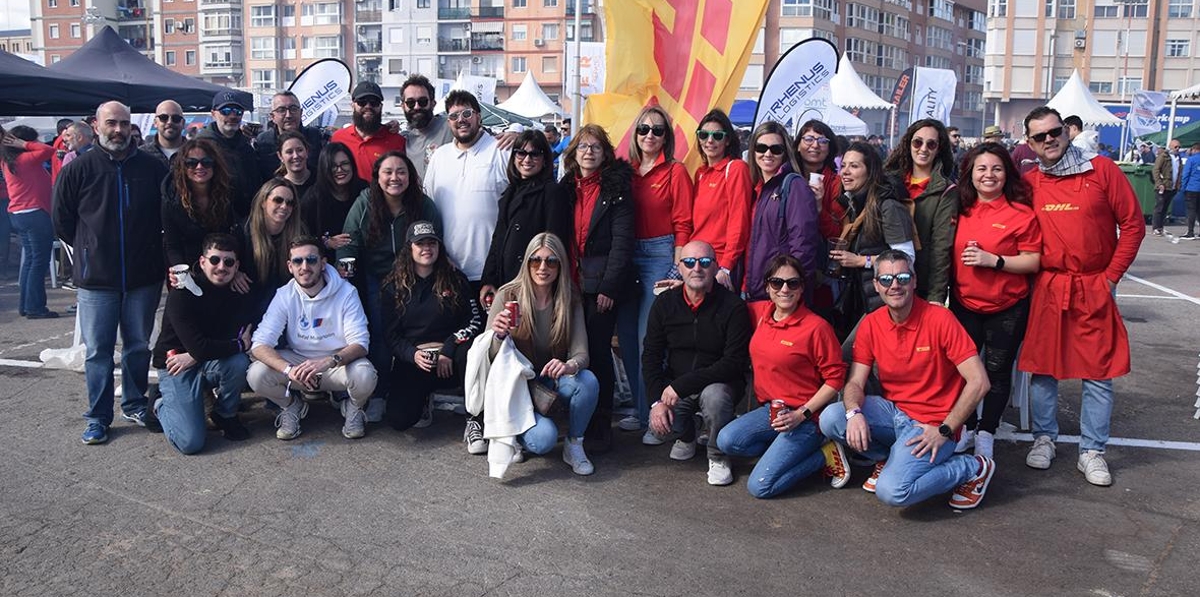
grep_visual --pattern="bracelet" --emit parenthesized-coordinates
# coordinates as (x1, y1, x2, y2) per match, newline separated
(283, 365, 293, 376)
(845, 407, 863, 421)
(864, 255, 872, 269)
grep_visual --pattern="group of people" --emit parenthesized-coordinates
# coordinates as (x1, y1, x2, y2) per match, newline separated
(16, 75, 1144, 512)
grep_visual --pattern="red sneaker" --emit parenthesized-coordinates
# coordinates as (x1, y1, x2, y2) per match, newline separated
(862, 460, 886, 493)
(949, 455, 996, 510)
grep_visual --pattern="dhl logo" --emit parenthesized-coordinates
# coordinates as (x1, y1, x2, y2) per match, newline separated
(1042, 203, 1081, 212)
(991, 223, 1007, 229)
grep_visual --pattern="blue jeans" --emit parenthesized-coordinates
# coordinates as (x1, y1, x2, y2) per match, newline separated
(78, 283, 162, 426)
(519, 370, 600, 455)
(1030, 374, 1113, 453)
(0, 199, 12, 273)
(615, 234, 675, 426)
(157, 353, 249, 454)
(821, 396, 979, 507)
(363, 273, 390, 401)
(10, 209, 53, 315)
(717, 405, 826, 499)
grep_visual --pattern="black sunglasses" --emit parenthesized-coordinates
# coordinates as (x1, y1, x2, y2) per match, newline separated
(526, 255, 560, 268)
(217, 106, 244, 116)
(1029, 127, 1064, 144)
(403, 97, 431, 108)
(515, 149, 544, 159)
(696, 130, 727, 142)
(636, 124, 667, 137)
(679, 257, 715, 269)
(355, 98, 382, 108)
(205, 255, 237, 267)
(766, 277, 802, 290)
(270, 196, 297, 206)
(911, 138, 939, 151)
(289, 255, 320, 266)
(755, 143, 785, 155)
(184, 157, 214, 169)
(156, 114, 184, 123)
(875, 272, 914, 287)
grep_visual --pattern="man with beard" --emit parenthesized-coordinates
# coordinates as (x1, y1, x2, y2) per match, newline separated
(199, 91, 263, 218)
(398, 74, 451, 180)
(332, 82, 406, 182)
(60, 122, 93, 167)
(141, 99, 186, 167)
(255, 91, 325, 180)
(53, 101, 169, 445)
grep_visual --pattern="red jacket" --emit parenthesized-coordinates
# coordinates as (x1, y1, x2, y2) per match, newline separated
(692, 157, 752, 270)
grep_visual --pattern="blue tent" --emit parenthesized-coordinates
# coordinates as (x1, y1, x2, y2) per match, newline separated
(729, 99, 757, 127)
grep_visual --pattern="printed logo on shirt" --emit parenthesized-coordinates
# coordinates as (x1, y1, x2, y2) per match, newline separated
(991, 223, 1007, 229)
(1042, 203, 1080, 212)
(915, 346, 931, 352)
(298, 314, 325, 330)
(780, 340, 794, 346)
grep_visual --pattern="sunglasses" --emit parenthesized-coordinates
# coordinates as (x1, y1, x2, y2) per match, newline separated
(766, 277, 802, 291)
(1029, 126, 1064, 143)
(184, 157, 214, 169)
(695, 130, 727, 142)
(636, 124, 667, 137)
(355, 98, 382, 108)
(332, 161, 353, 172)
(800, 135, 830, 146)
(217, 106, 244, 116)
(911, 138, 939, 151)
(270, 196, 297, 206)
(679, 257, 715, 269)
(205, 255, 237, 268)
(755, 143, 785, 156)
(289, 255, 320, 266)
(156, 114, 184, 124)
(527, 255, 560, 268)
(403, 97, 431, 109)
(447, 109, 476, 122)
(515, 149, 544, 159)
(875, 272, 914, 287)
(272, 105, 302, 115)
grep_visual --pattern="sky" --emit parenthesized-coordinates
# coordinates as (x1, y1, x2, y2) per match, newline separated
(0, 1, 33, 32)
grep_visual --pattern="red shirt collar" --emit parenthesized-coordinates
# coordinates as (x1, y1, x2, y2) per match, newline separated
(683, 289, 706, 312)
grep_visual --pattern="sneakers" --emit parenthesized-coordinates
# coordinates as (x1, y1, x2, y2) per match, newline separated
(562, 437, 595, 475)
(464, 419, 488, 454)
(1179, 232, 1197, 240)
(413, 394, 434, 429)
(1152, 229, 1163, 236)
(1077, 450, 1113, 486)
(669, 439, 697, 461)
(274, 397, 309, 440)
(642, 428, 666, 446)
(954, 429, 975, 454)
(862, 460, 886, 493)
(121, 409, 151, 428)
(949, 455, 996, 510)
(617, 415, 643, 432)
(341, 400, 366, 439)
(1026, 435, 1056, 469)
(707, 458, 734, 486)
(974, 430, 995, 460)
(211, 413, 250, 441)
(81, 422, 108, 445)
(364, 396, 386, 423)
(821, 441, 851, 489)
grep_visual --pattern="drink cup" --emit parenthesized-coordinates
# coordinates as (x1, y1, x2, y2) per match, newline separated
(826, 238, 849, 278)
(809, 172, 824, 188)
(338, 257, 357, 278)
(424, 347, 442, 363)
(169, 264, 191, 290)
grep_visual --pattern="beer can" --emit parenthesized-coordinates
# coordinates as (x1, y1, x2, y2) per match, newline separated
(505, 300, 520, 329)
(167, 349, 178, 358)
(769, 399, 787, 422)
(967, 240, 980, 249)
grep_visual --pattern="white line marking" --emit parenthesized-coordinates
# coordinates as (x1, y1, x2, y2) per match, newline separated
(0, 331, 76, 357)
(1124, 274, 1200, 306)
(0, 358, 158, 379)
(996, 429, 1200, 452)
(1116, 294, 1185, 300)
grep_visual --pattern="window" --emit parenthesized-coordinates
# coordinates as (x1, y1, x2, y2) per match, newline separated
(512, 24, 527, 41)
(304, 35, 342, 58)
(1089, 81, 1113, 94)
(164, 19, 175, 34)
(511, 56, 527, 72)
(969, 9, 986, 30)
(281, 4, 295, 25)
(988, 0, 1006, 17)
(926, 25, 954, 51)
(879, 13, 911, 41)
(282, 37, 296, 58)
(963, 91, 983, 112)
(542, 56, 557, 72)
(49, 24, 59, 39)
(779, 28, 806, 53)
(862, 74, 895, 99)
(1094, 5, 1118, 17)
(740, 64, 764, 90)
(184, 18, 195, 33)
(878, 45, 908, 70)
(416, 26, 432, 45)
(186, 50, 196, 65)
(928, 0, 952, 20)
(207, 47, 234, 67)
(250, 5, 276, 28)
(542, 23, 559, 41)
(251, 37, 276, 59)
(847, 4, 880, 31)
(1167, 38, 1191, 57)
(69, 0, 79, 6)
(566, 21, 594, 41)
(389, 58, 404, 73)
(165, 51, 176, 66)
(1052, 75, 1069, 94)
(924, 54, 952, 69)
(513, 0, 526, 6)
(283, 68, 297, 85)
(844, 38, 879, 64)
(417, 0, 430, 6)
(51, 54, 61, 63)
(47, 0, 57, 8)
(252, 69, 276, 90)
(303, 3, 341, 26)
(1123, 2, 1148, 17)
(544, 0, 558, 6)
(1057, 0, 1076, 18)
(388, 27, 403, 44)
(782, 0, 835, 19)
(964, 64, 984, 84)
(70, 23, 80, 38)
(203, 13, 241, 35)
(1118, 77, 1142, 95)
(1169, 0, 1192, 18)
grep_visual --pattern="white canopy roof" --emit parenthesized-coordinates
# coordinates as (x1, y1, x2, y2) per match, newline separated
(823, 103, 869, 136)
(496, 71, 561, 118)
(830, 54, 895, 111)
(1170, 81, 1200, 100)
(1046, 70, 1122, 127)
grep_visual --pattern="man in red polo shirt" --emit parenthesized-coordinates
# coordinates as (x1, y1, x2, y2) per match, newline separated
(819, 250, 995, 510)
(331, 82, 406, 181)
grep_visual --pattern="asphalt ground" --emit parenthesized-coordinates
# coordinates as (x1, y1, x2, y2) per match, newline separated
(0, 226, 1197, 597)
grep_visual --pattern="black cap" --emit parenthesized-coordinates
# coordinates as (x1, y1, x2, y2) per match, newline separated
(352, 81, 383, 102)
(212, 91, 247, 111)
(406, 220, 440, 244)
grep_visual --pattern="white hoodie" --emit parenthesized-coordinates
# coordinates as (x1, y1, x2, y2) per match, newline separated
(251, 263, 370, 359)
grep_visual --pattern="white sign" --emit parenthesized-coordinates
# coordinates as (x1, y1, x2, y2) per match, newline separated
(754, 39, 838, 131)
(289, 59, 353, 126)
(566, 41, 606, 97)
(908, 67, 957, 125)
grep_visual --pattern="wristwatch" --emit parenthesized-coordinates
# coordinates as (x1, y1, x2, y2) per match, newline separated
(938, 423, 954, 438)
(330, 353, 343, 366)
(993, 256, 1006, 271)
(799, 407, 813, 420)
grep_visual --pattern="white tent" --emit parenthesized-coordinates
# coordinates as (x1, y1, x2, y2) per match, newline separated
(1046, 70, 1122, 127)
(823, 103, 870, 136)
(829, 54, 895, 110)
(1170, 82, 1200, 100)
(496, 71, 562, 118)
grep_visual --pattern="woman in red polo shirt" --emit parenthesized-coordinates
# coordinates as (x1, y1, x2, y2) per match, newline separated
(615, 106, 694, 435)
(715, 254, 849, 498)
(951, 143, 1042, 459)
(692, 108, 752, 292)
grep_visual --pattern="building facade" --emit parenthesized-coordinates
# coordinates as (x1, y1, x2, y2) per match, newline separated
(0, 29, 36, 58)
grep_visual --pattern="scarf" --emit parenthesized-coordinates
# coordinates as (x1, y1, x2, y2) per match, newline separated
(1039, 144, 1094, 177)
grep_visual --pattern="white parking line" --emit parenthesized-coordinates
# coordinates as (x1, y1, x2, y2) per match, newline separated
(1116, 294, 1186, 300)
(997, 429, 1200, 452)
(1124, 274, 1200, 306)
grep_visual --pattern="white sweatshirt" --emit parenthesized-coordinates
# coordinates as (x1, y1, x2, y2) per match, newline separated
(251, 263, 370, 359)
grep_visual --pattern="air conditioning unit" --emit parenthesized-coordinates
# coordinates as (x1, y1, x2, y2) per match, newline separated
(533, 38, 545, 47)
(1073, 38, 1086, 49)
(471, 56, 482, 64)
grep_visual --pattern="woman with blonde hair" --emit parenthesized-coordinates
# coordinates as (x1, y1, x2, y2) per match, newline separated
(240, 177, 305, 320)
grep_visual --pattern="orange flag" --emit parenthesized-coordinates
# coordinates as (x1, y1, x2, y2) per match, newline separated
(583, 0, 768, 173)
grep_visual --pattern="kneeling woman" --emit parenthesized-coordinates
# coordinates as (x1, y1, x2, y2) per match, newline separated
(381, 221, 484, 431)
(715, 255, 850, 498)
(485, 233, 599, 476)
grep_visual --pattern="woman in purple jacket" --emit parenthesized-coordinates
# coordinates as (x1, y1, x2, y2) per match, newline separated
(743, 121, 821, 303)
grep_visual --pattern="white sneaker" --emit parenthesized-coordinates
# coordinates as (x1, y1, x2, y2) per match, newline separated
(617, 415, 643, 431)
(642, 428, 666, 446)
(563, 438, 595, 475)
(364, 396, 386, 423)
(707, 458, 734, 486)
(274, 397, 309, 440)
(413, 394, 434, 429)
(1026, 435, 1056, 470)
(341, 400, 366, 440)
(464, 419, 488, 455)
(669, 440, 696, 461)
(511, 447, 525, 464)
(954, 429, 975, 454)
(1077, 450, 1113, 486)
(974, 430, 995, 460)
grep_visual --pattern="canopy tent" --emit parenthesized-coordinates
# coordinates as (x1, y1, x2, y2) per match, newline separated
(1169, 82, 1200, 100)
(48, 26, 251, 113)
(829, 54, 895, 110)
(495, 71, 562, 118)
(480, 102, 541, 130)
(729, 97, 867, 135)
(0, 50, 115, 116)
(729, 99, 756, 127)
(1138, 117, 1200, 146)
(1046, 70, 1122, 127)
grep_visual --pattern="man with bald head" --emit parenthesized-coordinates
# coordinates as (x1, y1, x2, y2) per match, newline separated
(141, 99, 186, 166)
(642, 240, 751, 486)
(54, 101, 170, 445)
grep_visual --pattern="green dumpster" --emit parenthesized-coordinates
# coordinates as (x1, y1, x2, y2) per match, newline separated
(1118, 163, 1155, 220)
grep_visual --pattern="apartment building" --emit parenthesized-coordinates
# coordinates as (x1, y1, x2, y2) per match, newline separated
(0, 29, 36, 58)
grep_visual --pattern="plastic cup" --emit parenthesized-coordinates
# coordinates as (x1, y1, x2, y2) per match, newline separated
(338, 257, 356, 278)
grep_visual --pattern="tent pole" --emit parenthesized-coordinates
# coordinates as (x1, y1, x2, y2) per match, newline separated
(1167, 98, 1178, 143)
(888, 107, 896, 148)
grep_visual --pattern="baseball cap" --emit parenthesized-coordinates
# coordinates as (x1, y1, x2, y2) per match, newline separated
(983, 125, 1003, 137)
(406, 220, 440, 244)
(352, 82, 384, 102)
(212, 91, 248, 111)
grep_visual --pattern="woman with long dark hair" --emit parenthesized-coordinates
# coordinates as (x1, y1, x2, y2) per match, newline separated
(300, 142, 367, 261)
(1, 125, 57, 318)
(795, 119, 846, 240)
(692, 108, 752, 291)
(275, 130, 316, 199)
(951, 143, 1042, 458)
(240, 177, 306, 320)
(884, 118, 958, 304)
(162, 138, 243, 288)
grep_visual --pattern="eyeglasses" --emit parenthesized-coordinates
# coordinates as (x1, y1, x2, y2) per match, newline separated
(355, 98, 382, 108)
(403, 97, 431, 109)
(331, 161, 353, 172)
(576, 143, 602, 154)
(184, 157, 214, 169)
(875, 272, 914, 287)
(217, 106, 244, 117)
(272, 105, 302, 115)
(679, 257, 715, 269)
(1029, 127, 1064, 144)
(526, 255, 560, 269)
(447, 109, 476, 122)
(205, 255, 237, 267)
(695, 130, 727, 142)
(766, 277, 802, 290)
(156, 114, 184, 124)
(515, 149, 544, 159)
(755, 143, 785, 156)
(911, 138, 939, 151)
(636, 124, 667, 137)
(289, 255, 320, 266)
(270, 196, 297, 206)
(800, 135, 830, 146)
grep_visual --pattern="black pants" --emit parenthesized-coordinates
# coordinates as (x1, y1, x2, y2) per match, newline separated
(582, 293, 619, 443)
(387, 342, 468, 431)
(1152, 189, 1174, 230)
(950, 297, 1030, 434)
(1185, 191, 1200, 235)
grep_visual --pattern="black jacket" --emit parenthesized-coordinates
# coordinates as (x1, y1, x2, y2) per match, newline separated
(641, 284, 751, 402)
(300, 178, 369, 261)
(559, 159, 635, 298)
(198, 122, 263, 219)
(255, 125, 325, 181)
(152, 273, 253, 369)
(53, 146, 168, 291)
(140, 135, 180, 168)
(844, 177, 914, 317)
(481, 175, 573, 288)
(160, 178, 239, 268)
(381, 270, 484, 365)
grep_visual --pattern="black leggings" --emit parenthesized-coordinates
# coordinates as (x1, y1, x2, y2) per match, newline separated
(950, 297, 1029, 434)
(386, 342, 467, 431)
(583, 293, 619, 441)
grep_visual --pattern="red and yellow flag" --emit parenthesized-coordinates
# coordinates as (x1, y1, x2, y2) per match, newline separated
(584, 0, 768, 173)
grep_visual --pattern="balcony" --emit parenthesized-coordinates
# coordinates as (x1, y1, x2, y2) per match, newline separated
(356, 9, 382, 22)
(200, 0, 241, 6)
(470, 34, 503, 51)
(566, 1, 593, 16)
(476, 6, 504, 18)
(438, 37, 469, 52)
(357, 41, 382, 53)
(438, 6, 471, 20)
(200, 60, 242, 76)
